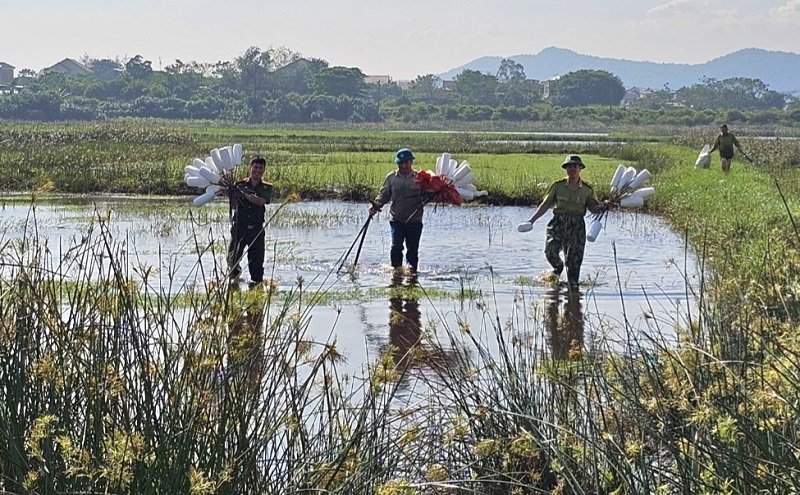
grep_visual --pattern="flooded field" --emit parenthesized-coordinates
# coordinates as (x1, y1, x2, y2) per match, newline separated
(1, 196, 699, 377)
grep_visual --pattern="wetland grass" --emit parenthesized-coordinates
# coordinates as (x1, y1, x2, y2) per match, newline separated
(0, 215, 424, 494)
(2, 122, 800, 493)
(2, 198, 800, 494)
(0, 122, 631, 201)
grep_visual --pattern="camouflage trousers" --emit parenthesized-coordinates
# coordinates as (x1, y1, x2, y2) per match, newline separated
(545, 213, 586, 285)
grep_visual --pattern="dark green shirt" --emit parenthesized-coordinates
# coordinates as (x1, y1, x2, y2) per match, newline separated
(542, 178, 600, 215)
(233, 178, 273, 228)
(711, 133, 741, 157)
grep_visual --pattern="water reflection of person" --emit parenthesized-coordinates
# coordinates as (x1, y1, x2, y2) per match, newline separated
(228, 284, 266, 389)
(220, 283, 266, 491)
(544, 285, 585, 360)
(543, 285, 586, 442)
(388, 274, 422, 369)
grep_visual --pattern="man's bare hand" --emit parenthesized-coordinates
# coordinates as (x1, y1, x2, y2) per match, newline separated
(368, 201, 382, 216)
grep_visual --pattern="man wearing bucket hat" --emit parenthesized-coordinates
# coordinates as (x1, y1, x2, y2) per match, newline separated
(523, 155, 605, 290)
(369, 148, 425, 273)
(708, 124, 750, 173)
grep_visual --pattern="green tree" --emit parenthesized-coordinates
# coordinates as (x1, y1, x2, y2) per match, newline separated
(124, 55, 153, 80)
(496, 58, 525, 84)
(676, 77, 786, 110)
(267, 46, 302, 71)
(451, 69, 499, 106)
(494, 60, 541, 107)
(550, 69, 625, 107)
(26, 71, 92, 96)
(164, 59, 213, 77)
(0, 91, 62, 120)
(498, 79, 542, 107)
(305, 94, 340, 121)
(162, 59, 214, 99)
(86, 58, 124, 81)
(272, 58, 328, 95)
(629, 85, 674, 110)
(310, 67, 367, 98)
(405, 74, 442, 102)
(265, 93, 303, 122)
(234, 46, 273, 98)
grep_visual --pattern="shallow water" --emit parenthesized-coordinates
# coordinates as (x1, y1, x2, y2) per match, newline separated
(1, 197, 699, 376)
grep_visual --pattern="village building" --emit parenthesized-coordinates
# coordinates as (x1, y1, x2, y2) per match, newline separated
(41, 58, 93, 76)
(541, 75, 561, 100)
(0, 61, 15, 85)
(364, 75, 392, 85)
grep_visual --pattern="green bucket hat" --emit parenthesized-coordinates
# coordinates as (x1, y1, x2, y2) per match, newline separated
(561, 155, 585, 169)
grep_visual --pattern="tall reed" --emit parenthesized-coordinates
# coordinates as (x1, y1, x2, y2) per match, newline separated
(0, 205, 416, 494)
(3, 199, 800, 494)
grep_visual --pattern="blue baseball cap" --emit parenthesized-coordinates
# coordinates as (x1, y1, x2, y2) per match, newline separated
(394, 148, 416, 163)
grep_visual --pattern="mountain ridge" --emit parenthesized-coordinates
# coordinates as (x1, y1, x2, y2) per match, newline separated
(437, 47, 800, 94)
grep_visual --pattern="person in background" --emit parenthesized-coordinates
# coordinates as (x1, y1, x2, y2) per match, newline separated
(524, 155, 606, 290)
(369, 148, 425, 274)
(709, 124, 749, 173)
(228, 156, 273, 285)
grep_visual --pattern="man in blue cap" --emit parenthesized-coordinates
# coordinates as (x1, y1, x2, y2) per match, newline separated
(369, 148, 425, 273)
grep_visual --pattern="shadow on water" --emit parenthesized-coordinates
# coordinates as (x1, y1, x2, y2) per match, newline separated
(387, 272, 423, 369)
(384, 271, 461, 378)
(543, 285, 585, 360)
(227, 281, 267, 389)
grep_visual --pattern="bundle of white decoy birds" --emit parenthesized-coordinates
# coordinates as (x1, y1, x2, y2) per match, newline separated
(424, 152, 489, 202)
(184, 148, 652, 245)
(184, 144, 244, 206)
(517, 164, 654, 242)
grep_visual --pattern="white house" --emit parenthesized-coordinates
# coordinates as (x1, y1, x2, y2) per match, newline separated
(621, 87, 644, 106)
(622, 87, 658, 107)
(541, 75, 561, 99)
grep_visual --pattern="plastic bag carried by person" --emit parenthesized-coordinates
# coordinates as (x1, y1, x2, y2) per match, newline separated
(694, 144, 711, 169)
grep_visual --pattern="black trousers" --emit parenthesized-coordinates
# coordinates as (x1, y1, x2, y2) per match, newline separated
(228, 226, 265, 282)
(389, 221, 423, 271)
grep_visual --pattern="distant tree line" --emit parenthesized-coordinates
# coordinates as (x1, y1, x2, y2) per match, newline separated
(1, 47, 798, 125)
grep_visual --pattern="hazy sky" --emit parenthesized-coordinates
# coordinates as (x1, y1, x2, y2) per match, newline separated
(3, 0, 799, 80)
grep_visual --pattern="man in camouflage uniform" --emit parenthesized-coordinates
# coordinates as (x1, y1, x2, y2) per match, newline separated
(525, 155, 605, 290)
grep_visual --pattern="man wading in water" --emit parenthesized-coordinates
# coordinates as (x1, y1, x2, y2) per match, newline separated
(369, 148, 425, 275)
(228, 156, 273, 286)
(524, 155, 606, 291)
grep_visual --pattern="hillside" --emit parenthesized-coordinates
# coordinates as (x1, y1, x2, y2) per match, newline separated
(438, 47, 800, 94)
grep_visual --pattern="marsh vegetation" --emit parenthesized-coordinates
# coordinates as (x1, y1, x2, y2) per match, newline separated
(1, 122, 799, 493)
